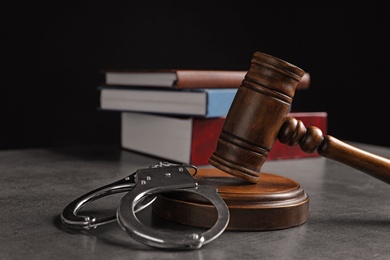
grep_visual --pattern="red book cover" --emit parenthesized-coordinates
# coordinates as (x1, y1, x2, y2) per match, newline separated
(121, 111, 327, 165)
(191, 117, 225, 165)
(190, 112, 328, 165)
(268, 112, 328, 160)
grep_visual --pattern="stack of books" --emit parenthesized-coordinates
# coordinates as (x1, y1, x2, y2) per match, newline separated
(98, 69, 325, 165)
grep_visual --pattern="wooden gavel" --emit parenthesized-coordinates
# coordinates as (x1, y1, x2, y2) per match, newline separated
(209, 51, 390, 184)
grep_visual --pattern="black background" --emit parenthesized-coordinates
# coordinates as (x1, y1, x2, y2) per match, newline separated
(2, 2, 390, 149)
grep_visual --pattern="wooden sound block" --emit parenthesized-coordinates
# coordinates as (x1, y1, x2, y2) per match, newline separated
(152, 167, 309, 231)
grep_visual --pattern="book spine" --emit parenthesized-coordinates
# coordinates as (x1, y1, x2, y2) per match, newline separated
(176, 71, 310, 90)
(190, 118, 225, 165)
(205, 89, 238, 118)
(176, 71, 246, 89)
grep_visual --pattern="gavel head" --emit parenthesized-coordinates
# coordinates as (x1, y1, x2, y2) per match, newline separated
(209, 51, 305, 183)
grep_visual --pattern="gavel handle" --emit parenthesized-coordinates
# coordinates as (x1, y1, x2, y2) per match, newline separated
(278, 117, 390, 184)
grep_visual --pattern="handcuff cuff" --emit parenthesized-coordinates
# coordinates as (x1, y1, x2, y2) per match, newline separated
(60, 162, 230, 250)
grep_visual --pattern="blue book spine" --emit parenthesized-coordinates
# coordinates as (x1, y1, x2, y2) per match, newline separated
(205, 89, 237, 118)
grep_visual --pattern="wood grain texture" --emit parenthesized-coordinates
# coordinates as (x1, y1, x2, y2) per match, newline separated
(209, 51, 390, 185)
(152, 167, 309, 231)
(279, 117, 390, 184)
(209, 51, 305, 183)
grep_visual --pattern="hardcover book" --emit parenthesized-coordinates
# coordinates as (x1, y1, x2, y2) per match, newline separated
(99, 87, 237, 118)
(103, 69, 246, 89)
(102, 69, 310, 90)
(121, 111, 328, 165)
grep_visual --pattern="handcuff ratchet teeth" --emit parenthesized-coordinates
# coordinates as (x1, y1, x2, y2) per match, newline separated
(60, 162, 230, 250)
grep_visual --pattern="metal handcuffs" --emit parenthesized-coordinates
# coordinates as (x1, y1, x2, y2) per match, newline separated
(60, 162, 230, 250)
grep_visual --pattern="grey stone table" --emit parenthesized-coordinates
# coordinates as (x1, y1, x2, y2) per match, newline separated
(1, 142, 389, 259)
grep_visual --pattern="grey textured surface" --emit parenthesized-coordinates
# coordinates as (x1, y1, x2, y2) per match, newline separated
(1, 142, 389, 259)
